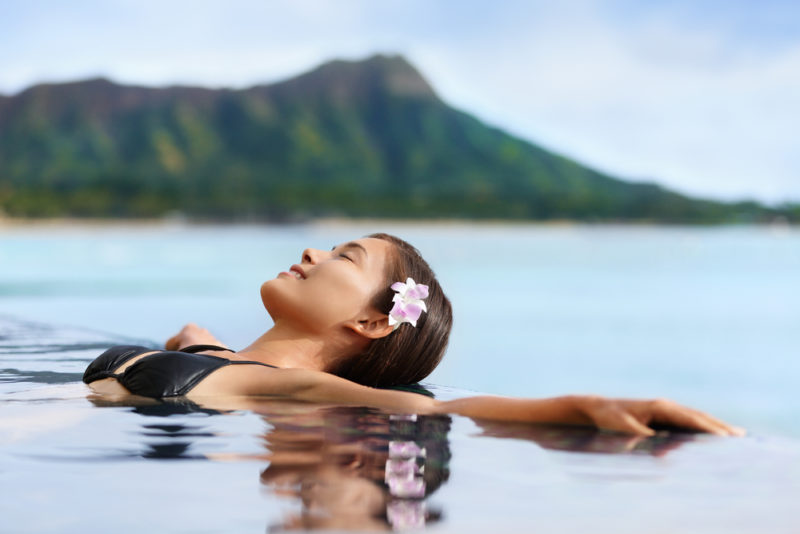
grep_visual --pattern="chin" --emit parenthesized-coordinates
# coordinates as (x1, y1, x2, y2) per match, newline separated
(260, 280, 278, 310)
(260, 278, 299, 325)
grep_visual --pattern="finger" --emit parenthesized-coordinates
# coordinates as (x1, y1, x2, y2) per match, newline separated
(618, 412, 656, 437)
(678, 406, 746, 436)
(597, 410, 656, 437)
(685, 408, 747, 437)
(652, 403, 732, 436)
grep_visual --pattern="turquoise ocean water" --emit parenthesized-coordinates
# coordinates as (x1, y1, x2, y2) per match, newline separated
(1, 222, 798, 532)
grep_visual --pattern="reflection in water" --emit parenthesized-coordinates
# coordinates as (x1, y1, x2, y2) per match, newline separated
(475, 420, 699, 456)
(84, 397, 703, 530)
(258, 407, 451, 531)
(255, 409, 700, 531)
(138, 424, 217, 460)
(87, 396, 222, 460)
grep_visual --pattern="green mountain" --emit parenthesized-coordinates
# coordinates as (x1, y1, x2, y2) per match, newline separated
(0, 54, 786, 222)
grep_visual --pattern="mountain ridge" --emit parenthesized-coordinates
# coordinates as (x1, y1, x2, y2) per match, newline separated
(0, 54, 789, 222)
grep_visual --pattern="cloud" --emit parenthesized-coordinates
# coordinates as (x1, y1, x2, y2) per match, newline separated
(410, 1, 800, 203)
(0, 0, 798, 203)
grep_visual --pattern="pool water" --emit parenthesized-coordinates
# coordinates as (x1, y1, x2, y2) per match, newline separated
(1, 314, 798, 533)
(1, 222, 799, 532)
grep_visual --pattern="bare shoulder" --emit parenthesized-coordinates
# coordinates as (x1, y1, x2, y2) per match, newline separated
(186, 364, 325, 398)
(187, 363, 437, 414)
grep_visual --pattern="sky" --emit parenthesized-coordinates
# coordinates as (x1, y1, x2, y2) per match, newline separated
(1, 0, 798, 204)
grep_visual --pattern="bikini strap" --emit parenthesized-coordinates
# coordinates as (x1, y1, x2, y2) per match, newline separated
(179, 344, 235, 354)
(178, 344, 278, 368)
(229, 360, 279, 369)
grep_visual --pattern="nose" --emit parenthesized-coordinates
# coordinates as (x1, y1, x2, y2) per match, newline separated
(301, 248, 324, 264)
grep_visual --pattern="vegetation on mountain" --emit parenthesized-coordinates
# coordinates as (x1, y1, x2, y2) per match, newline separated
(0, 54, 791, 222)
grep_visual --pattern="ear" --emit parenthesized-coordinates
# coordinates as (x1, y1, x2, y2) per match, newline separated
(344, 310, 394, 340)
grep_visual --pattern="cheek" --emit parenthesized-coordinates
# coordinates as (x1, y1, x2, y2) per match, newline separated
(305, 272, 373, 323)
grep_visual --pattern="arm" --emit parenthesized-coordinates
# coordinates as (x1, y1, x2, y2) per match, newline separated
(165, 323, 229, 351)
(193, 365, 745, 437)
(433, 395, 745, 437)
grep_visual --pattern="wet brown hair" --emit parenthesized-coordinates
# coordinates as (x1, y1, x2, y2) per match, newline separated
(330, 233, 453, 387)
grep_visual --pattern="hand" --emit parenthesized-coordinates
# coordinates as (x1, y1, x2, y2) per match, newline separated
(165, 323, 227, 351)
(573, 395, 746, 437)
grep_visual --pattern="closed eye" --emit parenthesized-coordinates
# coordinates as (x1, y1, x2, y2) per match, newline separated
(331, 242, 366, 263)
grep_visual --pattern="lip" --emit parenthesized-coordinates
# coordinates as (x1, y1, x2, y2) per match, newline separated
(289, 264, 307, 280)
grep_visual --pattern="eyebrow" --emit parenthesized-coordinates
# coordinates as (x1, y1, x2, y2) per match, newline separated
(332, 242, 368, 256)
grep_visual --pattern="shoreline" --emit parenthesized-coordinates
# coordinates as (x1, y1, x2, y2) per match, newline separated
(0, 215, 795, 231)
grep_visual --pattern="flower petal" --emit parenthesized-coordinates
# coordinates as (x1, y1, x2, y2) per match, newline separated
(407, 284, 429, 300)
(391, 281, 407, 293)
(402, 302, 423, 325)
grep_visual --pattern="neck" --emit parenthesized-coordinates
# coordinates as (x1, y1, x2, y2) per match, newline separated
(237, 322, 351, 372)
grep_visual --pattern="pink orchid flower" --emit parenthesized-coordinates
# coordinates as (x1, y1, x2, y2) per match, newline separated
(388, 278, 429, 329)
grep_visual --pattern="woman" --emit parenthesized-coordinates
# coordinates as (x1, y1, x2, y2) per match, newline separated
(84, 233, 745, 437)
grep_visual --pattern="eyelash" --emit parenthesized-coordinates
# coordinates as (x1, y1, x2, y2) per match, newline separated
(339, 253, 353, 262)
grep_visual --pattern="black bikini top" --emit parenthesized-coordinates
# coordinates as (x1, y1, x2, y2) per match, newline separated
(82, 344, 277, 398)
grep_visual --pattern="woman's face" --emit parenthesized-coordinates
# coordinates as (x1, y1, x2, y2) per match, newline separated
(260, 237, 394, 334)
